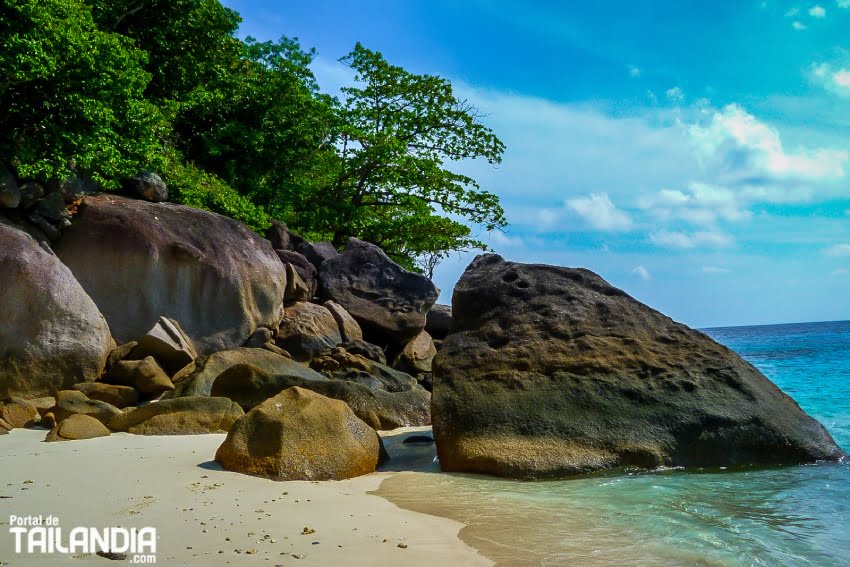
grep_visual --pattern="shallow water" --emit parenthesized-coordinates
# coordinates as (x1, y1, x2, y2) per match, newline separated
(378, 320, 850, 566)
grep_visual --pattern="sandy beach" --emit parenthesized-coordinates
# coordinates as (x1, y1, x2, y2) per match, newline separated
(0, 427, 491, 566)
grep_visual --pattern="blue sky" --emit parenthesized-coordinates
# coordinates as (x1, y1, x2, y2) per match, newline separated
(224, 0, 850, 328)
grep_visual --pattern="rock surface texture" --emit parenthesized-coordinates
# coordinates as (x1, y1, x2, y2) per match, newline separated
(45, 414, 110, 442)
(109, 397, 243, 435)
(211, 363, 430, 430)
(215, 387, 381, 480)
(55, 194, 285, 354)
(318, 238, 439, 345)
(432, 254, 846, 479)
(0, 225, 112, 398)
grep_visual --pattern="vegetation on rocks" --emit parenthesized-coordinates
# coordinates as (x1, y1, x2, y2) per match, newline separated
(0, 0, 506, 268)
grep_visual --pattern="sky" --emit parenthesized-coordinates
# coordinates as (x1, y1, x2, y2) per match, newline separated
(223, 0, 850, 328)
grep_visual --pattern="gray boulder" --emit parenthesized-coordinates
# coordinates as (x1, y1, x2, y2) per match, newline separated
(124, 171, 167, 202)
(318, 238, 439, 345)
(55, 194, 286, 354)
(0, 225, 112, 398)
(432, 254, 846, 479)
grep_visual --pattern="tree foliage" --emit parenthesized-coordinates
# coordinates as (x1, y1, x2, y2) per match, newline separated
(0, 0, 167, 187)
(0, 1, 506, 272)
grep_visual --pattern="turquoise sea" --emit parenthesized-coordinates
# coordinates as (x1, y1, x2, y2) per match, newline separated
(379, 320, 850, 566)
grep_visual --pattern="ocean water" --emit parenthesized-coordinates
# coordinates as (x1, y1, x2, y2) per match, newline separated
(378, 320, 850, 566)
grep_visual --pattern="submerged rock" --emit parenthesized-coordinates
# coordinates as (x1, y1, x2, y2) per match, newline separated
(55, 194, 285, 354)
(215, 387, 381, 480)
(0, 225, 112, 398)
(432, 254, 846, 479)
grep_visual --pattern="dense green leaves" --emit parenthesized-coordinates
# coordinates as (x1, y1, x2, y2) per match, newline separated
(1, 1, 506, 272)
(0, 0, 167, 187)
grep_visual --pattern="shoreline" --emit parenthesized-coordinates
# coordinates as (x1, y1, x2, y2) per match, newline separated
(0, 428, 492, 566)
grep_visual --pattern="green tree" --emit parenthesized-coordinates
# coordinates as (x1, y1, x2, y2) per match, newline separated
(282, 43, 506, 269)
(0, 0, 167, 187)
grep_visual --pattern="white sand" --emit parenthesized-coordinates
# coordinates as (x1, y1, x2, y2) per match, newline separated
(0, 427, 492, 566)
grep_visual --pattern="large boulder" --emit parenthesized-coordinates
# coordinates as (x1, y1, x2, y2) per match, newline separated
(44, 414, 111, 442)
(171, 348, 324, 398)
(0, 225, 112, 398)
(108, 397, 243, 435)
(433, 254, 846, 479)
(55, 194, 286, 354)
(318, 238, 439, 345)
(211, 364, 430, 430)
(275, 302, 342, 362)
(215, 387, 382, 480)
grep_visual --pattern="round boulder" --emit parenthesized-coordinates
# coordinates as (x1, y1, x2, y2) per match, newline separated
(215, 387, 381, 480)
(55, 194, 286, 354)
(44, 414, 110, 442)
(0, 225, 112, 398)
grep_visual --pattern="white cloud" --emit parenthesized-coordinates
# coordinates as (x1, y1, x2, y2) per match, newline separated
(632, 265, 652, 280)
(809, 62, 850, 97)
(786, 7, 800, 16)
(666, 87, 685, 103)
(628, 65, 641, 78)
(689, 104, 847, 181)
(702, 266, 731, 274)
(824, 243, 850, 256)
(839, 0, 850, 8)
(792, 20, 808, 29)
(566, 193, 633, 231)
(809, 5, 827, 17)
(537, 208, 559, 227)
(650, 230, 733, 249)
(832, 268, 850, 276)
(488, 231, 524, 247)
(639, 182, 751, 226)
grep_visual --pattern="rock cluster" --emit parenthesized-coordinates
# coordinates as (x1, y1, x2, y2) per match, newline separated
(1, 170, 843, 483)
